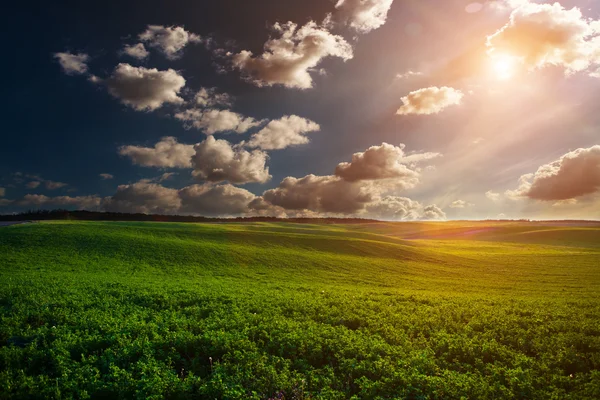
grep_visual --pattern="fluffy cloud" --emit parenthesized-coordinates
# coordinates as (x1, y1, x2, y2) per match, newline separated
(119, 137, 195, 168)
(175, 109, 262, 134)
(99, 173, 114, 180)
(179, 184, 256, 216)
(12, 194, 101, 209)
(263, 174, 374, 214)
(194, 87, 233, 108)
(191, 136, 271, 184)
(231, 21, 353, 89)
(121, 43, 149, 60)
(449, 200, 473, 208)
(26, 181, 41, 189)
(247, 115, 320, 150)
(139, 25, 201, 59)
(487, 1, 600, 75)
(335, 143, 439, 182)
(54, 52, 90, 75)
(486, 190, 501, 201)
(102, 182, 181, 214)
(422, 205, 447, 220)
(366, 196, 428, 220)
(505, 145, 600, 201)
(106, 64, 185, 111)
(397, 87, 464, 115)
(334, 0, 394, 34)
(45, 181, 68, 190)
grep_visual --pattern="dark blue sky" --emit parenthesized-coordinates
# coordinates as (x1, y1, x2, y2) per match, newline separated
(2, 0, 599, 219)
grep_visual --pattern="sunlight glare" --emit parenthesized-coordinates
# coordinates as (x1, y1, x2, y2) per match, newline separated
(490, 54, 517, 81)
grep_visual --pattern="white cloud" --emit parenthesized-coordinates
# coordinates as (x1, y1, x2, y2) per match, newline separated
(486, 190, 501, 201)
(54, 52, 90, 75)
(102, 182, 181, 214)
(247, 115, 320, 150)
(179, 184, 256, 216)
(191, 136, 271, 184)
(449, 200, 473, 208)
(397, 86, 464, 115)
(175, 109, 262, 134)
(99, 173, 114, 180)
(422, 205, 447, 220)
(138, 25, 202, 59)
(505, 145, 600, 201)
(121, 43, 149, 60)
(106, 64, 185, 111)
(395, 70, 423, 80)
(231, 21, 353, 89)
(334, 0, 394, 34)
(119, 137, 195, 168)
(487, 1, 600, 75)
(334, 142, 439, 182)
(194, 87, 233, 108)
(365, 196, 446, 220)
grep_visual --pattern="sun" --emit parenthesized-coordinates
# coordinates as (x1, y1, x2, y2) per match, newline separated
(490, 54, 517, 81)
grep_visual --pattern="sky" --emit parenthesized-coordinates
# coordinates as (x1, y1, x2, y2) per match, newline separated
(1, 0, 600, 220)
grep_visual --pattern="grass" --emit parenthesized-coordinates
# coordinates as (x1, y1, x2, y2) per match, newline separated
(0, 220, 599, 399)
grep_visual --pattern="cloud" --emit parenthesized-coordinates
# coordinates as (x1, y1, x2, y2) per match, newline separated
(334, 142, 439, 182)
(191, 136, 271, 184)
(262, 174, 374, 214)
(395, 70, 423, 80)
(102, 182, 181, 214)
(105, 63, 185, 111)
(487, 1, 600, 75)
(0, 187, 5, 197)
(121, 43, 149, 60)
(449, 200, 471, 208)
(54, 52, 90, 75)
(231, 21, 353, 89)
(99, 173, 114, 180)
(486, 190, 501, 201)
(366, 196, 445, 220)
(138, 25, 202, 59)
(397, 86, 464, 115)
(194, 87, 233, 108)
(175, 109, 262, 134)
(45, 181, 68, 190)
(11, 194, 101, 209)
(247, 115, 320, 150)
(26, 181, 41, 189)
(334, 0, 394, 34)
(505, 145, 600, 201)
(179, 184, 256, 216)
(119, 137, 195, 168)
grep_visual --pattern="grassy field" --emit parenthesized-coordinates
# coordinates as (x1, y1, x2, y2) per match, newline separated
(1, 220, 599, 399)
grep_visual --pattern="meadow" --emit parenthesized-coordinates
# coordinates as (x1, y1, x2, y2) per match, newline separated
(0, 220, 599, 399)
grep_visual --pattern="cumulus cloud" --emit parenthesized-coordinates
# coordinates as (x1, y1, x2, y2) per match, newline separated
(102, 182, 181, 214)
(54, 52, 90, 75)
(231, 21, 353, 89)
(121, 43, 149, 60)
(422, 205, 447, 220)
(486, 190, 501, 201)
(139, 25, 202, 59)
(191, 136, 271, 184)
(487, 1, 600, 75)
(449, 200, 473, 208)
(12, 194, 101, 209)
(105, 64, 185, 111)
(99, 173, 114, 180)
(397, 86, 464, 115)
(247, 115, 320, 150)
(263, 174, 374, 214)
(335, 143, 439, 182)
(179, 184, 256, 216)
(175, 109, 262, 135)
(505, 145, 600, 201)
(366, 196, 437, 220)
(334, 0, 394, 34)
(194, 87, 233, 108)
(119, 137, 195, 168)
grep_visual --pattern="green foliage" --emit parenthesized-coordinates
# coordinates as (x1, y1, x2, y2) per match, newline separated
(1, 221, 599, 399)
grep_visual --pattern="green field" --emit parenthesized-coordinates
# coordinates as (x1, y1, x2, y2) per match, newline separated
(1, 221, 599, 399)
